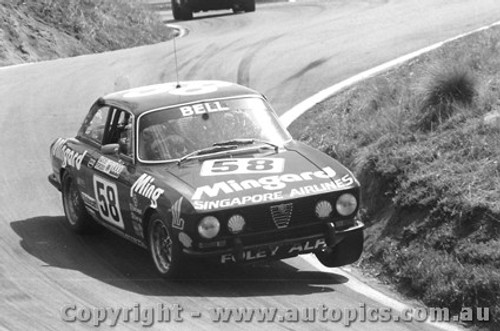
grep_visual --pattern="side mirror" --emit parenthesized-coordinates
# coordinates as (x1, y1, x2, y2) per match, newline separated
(101, 143, 119, 155)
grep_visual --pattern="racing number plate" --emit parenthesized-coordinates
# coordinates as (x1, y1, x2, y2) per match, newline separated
(93, 175, 125, 229)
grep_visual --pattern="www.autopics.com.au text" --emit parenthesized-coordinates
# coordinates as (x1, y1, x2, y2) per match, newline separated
(60, 303, 490, 327)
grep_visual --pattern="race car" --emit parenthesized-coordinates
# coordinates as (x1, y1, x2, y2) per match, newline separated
(171, 0, 255, 20)
(48, 80, 364, 279)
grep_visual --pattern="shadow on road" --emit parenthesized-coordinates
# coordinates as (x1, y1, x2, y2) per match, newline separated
(11, 216, 348, 297)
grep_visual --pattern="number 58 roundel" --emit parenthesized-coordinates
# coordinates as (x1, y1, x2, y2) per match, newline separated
(93, 175, 125, 229)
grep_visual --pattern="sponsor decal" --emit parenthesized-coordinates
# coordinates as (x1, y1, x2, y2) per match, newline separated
(180, 101, 229, 117)
(270, 203, 293, 229)
(61, 147, 87, 170)
(131, 194, 139, 209)
(131, 213, 144, 238)
(129, 195, 144, 238)
(192, 166, 353, 200)
(171, 197, 185, 230)
(220, 238, 326, 263)
(193, 191, 283, 210)
(129, 204, 142, 216)
(81, 192, 98, 211)
(94, 156, 125, 178)
(93, 175, 125, 229)
(51, 138, 66, 159)
(288, 176, 353, 197)
(200, 158, 285, 176)
(130, 174, 164, 209)
(87, 158, 96, 168)
(193, 176, 355, 211)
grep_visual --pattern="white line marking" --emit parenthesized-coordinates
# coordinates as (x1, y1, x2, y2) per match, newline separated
(280, 20, 500, 128)
(165, 24, 190, 38)
(0, 62, 34, 71)
(302, 255, 463, 331)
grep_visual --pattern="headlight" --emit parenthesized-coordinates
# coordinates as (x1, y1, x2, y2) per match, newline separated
(315, 200, 333, 219)
(228, 214, 246, 234)
(336, 193, 357, 216)
(198, 216, 220, 239)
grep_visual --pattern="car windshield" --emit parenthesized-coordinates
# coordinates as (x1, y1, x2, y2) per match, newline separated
(138, 97, 291, 162)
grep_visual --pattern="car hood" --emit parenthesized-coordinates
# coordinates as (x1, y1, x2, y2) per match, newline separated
(157, 142, 359, 212)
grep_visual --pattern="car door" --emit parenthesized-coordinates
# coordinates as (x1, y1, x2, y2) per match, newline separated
(77, 105, 137, 237)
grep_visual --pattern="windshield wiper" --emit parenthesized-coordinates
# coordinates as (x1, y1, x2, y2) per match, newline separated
(213, 138, 279, 151)
(177, 145, 238, 165)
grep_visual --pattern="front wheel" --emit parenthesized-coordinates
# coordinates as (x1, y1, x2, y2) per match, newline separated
(315, 230, 363, 267)
(171, 0, 193, 20)
(62, 172, 98, 234)
(241, 0, 255, 12)
(148, 214, 184, 279)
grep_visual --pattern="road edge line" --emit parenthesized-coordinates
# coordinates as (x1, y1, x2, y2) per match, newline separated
(279, 20, 500, 128)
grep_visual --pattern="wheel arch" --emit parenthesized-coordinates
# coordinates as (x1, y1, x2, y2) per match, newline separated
(142, 206, 172, 245)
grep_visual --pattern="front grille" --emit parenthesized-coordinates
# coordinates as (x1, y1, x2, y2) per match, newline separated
(237, 196, 326, 232)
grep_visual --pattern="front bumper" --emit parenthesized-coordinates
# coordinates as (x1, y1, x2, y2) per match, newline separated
(183, 220, 364, 264)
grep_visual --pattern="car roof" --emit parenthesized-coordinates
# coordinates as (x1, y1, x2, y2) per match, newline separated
(101, 80, 262, 115)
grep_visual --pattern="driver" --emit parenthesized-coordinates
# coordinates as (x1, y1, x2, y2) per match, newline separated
(166, 134, 190, 159)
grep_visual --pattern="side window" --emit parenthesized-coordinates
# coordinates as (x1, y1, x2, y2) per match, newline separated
(81, 106, 111, 144)
(107, 109, 134, 158)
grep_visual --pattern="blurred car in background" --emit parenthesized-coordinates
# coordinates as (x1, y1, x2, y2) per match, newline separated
(171, 0, 255, 20)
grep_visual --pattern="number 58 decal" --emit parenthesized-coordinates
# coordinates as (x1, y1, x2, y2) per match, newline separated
(93, 175, 125, 229)
(200, 158, 285, 176)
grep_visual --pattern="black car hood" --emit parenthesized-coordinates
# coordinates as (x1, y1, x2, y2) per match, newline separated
(157, 142, 358, 212)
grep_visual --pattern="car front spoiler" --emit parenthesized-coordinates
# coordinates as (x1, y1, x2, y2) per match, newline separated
(183, 220, 364, 263)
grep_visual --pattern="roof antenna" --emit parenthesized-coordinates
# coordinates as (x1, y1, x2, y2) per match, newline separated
(166, 24, 189, 89)
(173, 35, 181, 89)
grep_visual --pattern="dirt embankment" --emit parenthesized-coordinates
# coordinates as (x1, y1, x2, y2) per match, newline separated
(0, 0, 172, 67)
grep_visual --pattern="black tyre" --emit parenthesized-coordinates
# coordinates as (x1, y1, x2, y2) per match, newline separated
(242, 0, 255, 12)
(171, 0, 193, 20)
(315, 231, 363, 267)
(148, 213, 184, 279)
(62, 172, 98, 234)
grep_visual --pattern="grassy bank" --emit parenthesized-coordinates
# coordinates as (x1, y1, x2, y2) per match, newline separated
(289, 26, 500, 328)
(0, 0, 172, 66)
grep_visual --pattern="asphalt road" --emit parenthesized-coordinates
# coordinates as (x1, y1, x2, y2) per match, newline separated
(1, 0, 500, 330)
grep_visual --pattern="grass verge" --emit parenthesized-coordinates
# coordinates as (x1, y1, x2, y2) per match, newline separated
(289, 26, 500, 329)
(0, 0, 173, 66)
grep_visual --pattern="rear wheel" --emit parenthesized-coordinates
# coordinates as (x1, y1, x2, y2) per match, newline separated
(315, 231, 363, 267)
(148, 214, 184, 279)
(62, 172, 98, 234)
(171, 0, 193, 20)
